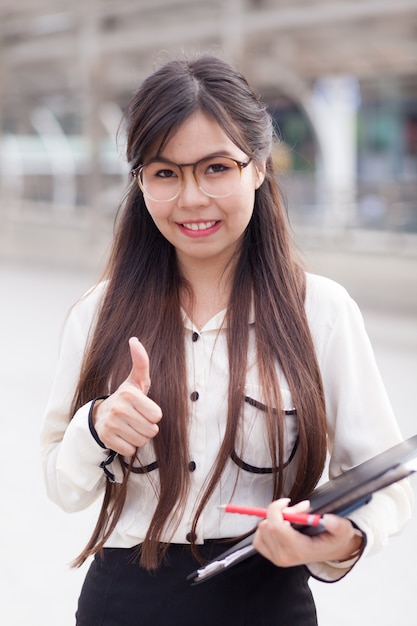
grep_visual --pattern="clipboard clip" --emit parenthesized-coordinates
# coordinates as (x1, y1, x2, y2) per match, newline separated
(187, 544, 256, 585)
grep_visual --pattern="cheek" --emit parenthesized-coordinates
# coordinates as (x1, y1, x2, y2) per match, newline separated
(144, 201, 172, 226)
(232, 188, 256, 225)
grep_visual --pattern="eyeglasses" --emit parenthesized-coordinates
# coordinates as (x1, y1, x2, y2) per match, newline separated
(131, 155, 252, 202)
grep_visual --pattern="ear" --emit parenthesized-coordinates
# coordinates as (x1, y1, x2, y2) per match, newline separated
(254, 161, 266, 189)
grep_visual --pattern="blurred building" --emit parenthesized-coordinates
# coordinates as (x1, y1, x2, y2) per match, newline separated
(0, 0, 416, 244)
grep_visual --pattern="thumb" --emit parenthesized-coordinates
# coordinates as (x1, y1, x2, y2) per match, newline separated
(128, 337, 151, 394)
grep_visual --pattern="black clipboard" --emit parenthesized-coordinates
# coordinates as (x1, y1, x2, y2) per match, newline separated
(187, 434, 417, 584)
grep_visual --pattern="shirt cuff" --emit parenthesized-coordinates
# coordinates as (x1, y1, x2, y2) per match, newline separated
(306, 522, 367, 583)
(88, 395, 110, 448)
(87, 395, 119, 482)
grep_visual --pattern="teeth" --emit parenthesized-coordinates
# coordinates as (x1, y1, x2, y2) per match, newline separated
(182, 221, 217, 231)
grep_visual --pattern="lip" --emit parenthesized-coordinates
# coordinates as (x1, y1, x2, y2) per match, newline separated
(177, 220, 221, 237)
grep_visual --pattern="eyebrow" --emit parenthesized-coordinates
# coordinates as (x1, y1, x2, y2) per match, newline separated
(154, 150, 240, 164)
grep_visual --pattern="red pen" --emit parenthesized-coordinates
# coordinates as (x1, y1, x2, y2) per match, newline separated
(219, 503, 325, 529)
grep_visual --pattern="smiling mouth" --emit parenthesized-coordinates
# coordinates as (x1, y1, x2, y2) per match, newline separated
(181, 221, 218, 231)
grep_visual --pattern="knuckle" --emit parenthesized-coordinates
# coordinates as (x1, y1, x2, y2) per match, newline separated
(118, 387, 135, 403)
(106, 409, 121, 429)
(98, 420, 114, 440)
(121, 443, 136, 457)
(127, 443, 137, 456)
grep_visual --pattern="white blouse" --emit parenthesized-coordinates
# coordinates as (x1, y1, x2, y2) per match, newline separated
(40, 272, 413, 581)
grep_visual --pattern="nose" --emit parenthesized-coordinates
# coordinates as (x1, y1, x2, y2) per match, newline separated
(177, 167, 210, 209)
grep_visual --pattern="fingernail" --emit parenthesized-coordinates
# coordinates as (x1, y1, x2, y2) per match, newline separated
(323, 515, 340, 531)
(295, 499, 310, 508)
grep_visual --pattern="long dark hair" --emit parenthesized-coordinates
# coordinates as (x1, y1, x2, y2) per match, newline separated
(71, 55, 327, 569)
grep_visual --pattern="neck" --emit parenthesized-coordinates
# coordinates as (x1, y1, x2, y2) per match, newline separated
(177, 254, 236, 329)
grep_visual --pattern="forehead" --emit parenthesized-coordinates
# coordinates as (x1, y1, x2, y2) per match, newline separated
(157, 111, 246, 162)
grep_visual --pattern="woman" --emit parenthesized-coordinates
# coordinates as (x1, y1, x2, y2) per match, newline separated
(41, 55, 412, 625)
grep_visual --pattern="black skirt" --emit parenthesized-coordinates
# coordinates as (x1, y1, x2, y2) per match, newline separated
(76, 542, 317, 626)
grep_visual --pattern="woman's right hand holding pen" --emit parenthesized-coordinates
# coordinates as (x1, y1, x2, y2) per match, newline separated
(92, 337, 163, 456)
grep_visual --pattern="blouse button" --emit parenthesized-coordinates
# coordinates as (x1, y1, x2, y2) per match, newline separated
(186, 531, 197, 543)
(192, 332, 199, 342)
(188, 461, 196, 472)
(190, 391, 199, 401)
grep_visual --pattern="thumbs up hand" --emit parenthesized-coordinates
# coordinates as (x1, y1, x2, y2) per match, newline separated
(92, 338, 162, 457)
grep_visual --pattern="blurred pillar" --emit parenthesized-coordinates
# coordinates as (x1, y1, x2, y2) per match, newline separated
(77, 0, 104, 237)
(0, 27, 5, 211)
(30, 107, 77, 209)
(311, 75, 360, 228)
(0, 33, 22, 229)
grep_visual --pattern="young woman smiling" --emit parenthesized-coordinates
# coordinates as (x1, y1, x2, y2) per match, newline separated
(41, 55, 412, 626)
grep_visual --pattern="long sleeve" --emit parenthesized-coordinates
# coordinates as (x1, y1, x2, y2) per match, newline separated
(304, 274, 413, 581)
(40, 283, 116, 513)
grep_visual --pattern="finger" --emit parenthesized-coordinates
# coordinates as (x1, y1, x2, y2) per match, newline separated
(254, 518, 300, 568)
(96, 395, 161, 455)
(267, 498, 291, 521)
(127, 337, 151, 394)
(269, 498, 291, 512)
(283, 500, 311, 514)
(321, 514, 343, 535)
(110, 419, 159, 452)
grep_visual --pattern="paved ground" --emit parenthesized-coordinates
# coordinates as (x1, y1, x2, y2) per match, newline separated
(0, 232, 416, 625)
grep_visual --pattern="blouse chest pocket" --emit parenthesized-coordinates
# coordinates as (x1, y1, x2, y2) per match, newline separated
(232, 384, 299, 474)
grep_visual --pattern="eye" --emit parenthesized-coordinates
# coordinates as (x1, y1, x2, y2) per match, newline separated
(207, 163, 227, 173)
(154, 167, 178, 179)
(204, 159, 232, 175)
(144, 161, 180, 180)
